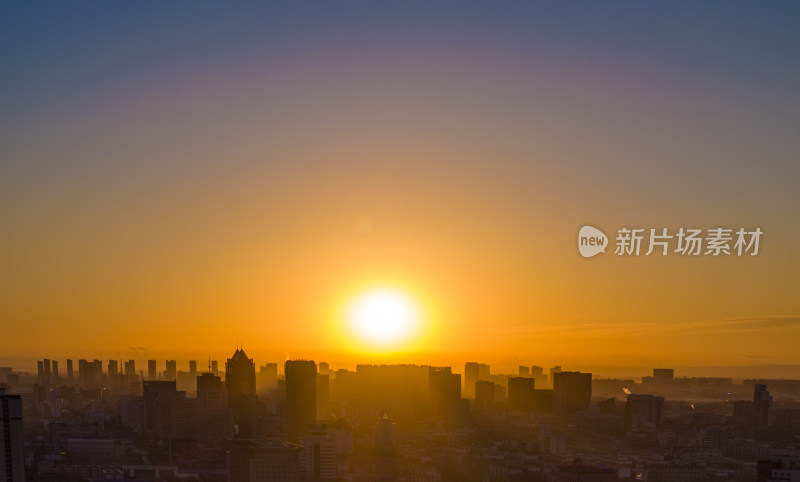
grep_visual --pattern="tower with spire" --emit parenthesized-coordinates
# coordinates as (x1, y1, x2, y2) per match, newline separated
(225, 345, 256, 405)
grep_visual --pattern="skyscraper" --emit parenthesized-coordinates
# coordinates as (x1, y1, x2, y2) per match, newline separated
(257, 363, 278, 394)
(165, 360, 177, 380)
(226, 348, 256, 405)
(553, 371, 592, 413)
(66, 359, 73, 382)
(148, 360, 157, 380)
(0, 389, 24, 482)
(464, 362, 489, 398)
(753, 384, 773, 428)
(508, 377, 536, 412)
(284, 360, 317, 442)
(429, 367, 462, 420)
(108, 360, 119, 387)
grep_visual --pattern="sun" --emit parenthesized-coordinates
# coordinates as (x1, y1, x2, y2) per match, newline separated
(347, 288, 420, 346)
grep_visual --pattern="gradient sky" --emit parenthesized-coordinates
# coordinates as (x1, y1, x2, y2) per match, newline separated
(2, 2, 799, 372)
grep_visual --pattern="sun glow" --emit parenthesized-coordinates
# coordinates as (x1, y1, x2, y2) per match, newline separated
(347, 289, 420, 346)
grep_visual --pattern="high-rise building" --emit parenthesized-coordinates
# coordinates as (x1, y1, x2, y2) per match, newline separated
(226, 349, 256, 405)
(148, 360, 157, 380)
(318, 362, 330, 375)
(375, 413, 396, 454)
(475, 380, 495, 409)
(429, 367, 462, 419)
(531, 365, 547, 387)
(301, 423, 336, 480)
(165, 360, 177, 380)
(51, 360, 59, 380)
(653, 368, 675, 382)
(519, 365, 531, 377)
(189, 360, 197, 375)
(284, 360, 317, 442)
(508, 377, 536, 412)
(316, 374, 329, 420)
(108, 360, 119, 387)
(553, 371, 592, 413)
(257, 363, 278, 393)
(0, 388, 25, 482)
(753, 384, 772, 428)
(143, 380, 179, 439)
(211, 360, 219, 374)
(464, 362, 490, 398)
(66, 359, 74, 382)
(79, 359, 103, 389)
(124, 360, 136, 381)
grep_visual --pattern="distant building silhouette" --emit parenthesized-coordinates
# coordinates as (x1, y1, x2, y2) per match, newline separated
(165, 360, 177, 380)
(257, 363, 278, 394)
(375, 412, 396, 454)
(148, 360, 157, 380)
(553, 371, 591, 413)
(284, 360, 317, 442)
(475, 380, 495, 409)
(464, 362, 489, 398)
(429, 367, 462, 420)
(226, 348, 256, 405)
(753, 384, 773, 428)
(508, 377, 536, 412)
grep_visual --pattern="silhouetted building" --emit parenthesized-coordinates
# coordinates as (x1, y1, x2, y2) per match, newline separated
(553, 371, 591, 413)
(429, 367, 462, 420)
(316, 374, 329, 420)
(107, 360, 119, 387)
(143, 380, 179, 439)
(66, 359, 73, 382)
(79, 359, 103, 389)
(519, 366, 531, 377)
(475, 380, 495, 409)
(189, 360, 197, 375)
(508, 376, 536, 411)
(0, 389, 24, 482)
(51, 360, 59, 380)
(165, 360, 177, 380)
(148, 360, 157, 380)
(124, 360, 136, 382)
(257, 363, 278, 393)
(375, 412, 396, 454)
(285, 360, 317, 442)
(226, 349, 256, 405)
(464, 362, 489, 398)
(653, 368, 675, 382)
(625, 394, 664, 430)
(754, 384, 773, 428)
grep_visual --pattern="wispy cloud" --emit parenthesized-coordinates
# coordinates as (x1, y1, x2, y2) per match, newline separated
(485, 316, 800, 339)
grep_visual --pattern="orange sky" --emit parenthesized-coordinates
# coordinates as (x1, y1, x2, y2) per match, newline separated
(1, 3, 799, 371)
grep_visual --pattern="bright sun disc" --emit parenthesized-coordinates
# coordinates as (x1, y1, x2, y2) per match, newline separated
(347, 289, 419, 344)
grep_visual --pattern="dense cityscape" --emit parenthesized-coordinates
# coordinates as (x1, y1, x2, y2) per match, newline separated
(2, 351, 800, 481)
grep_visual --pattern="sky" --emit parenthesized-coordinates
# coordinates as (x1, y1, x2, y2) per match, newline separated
(1, 2, 799, 373)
